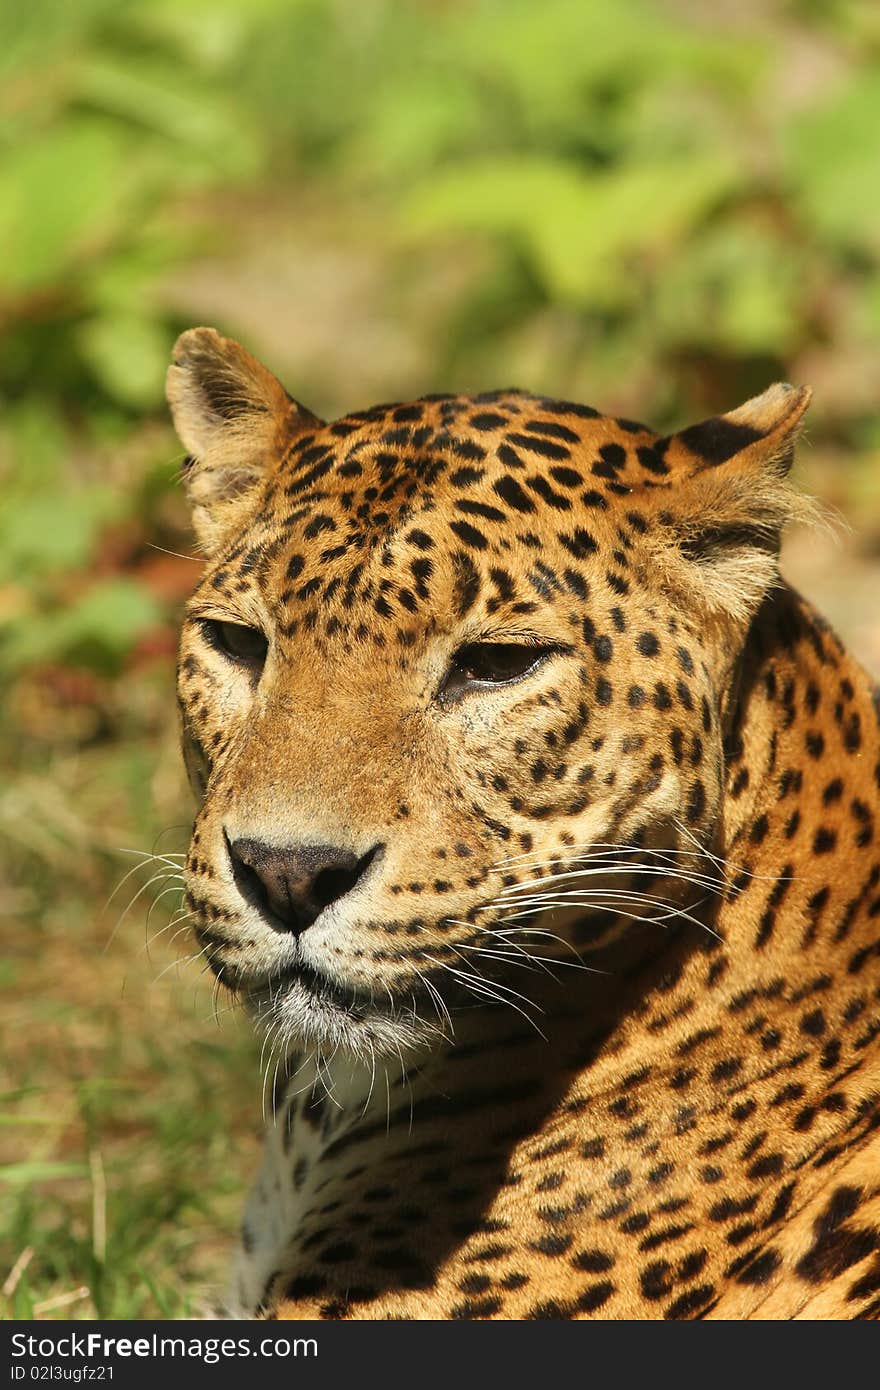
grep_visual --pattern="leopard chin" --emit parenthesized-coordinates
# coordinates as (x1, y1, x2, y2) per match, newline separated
(243, 961, 438, 1061)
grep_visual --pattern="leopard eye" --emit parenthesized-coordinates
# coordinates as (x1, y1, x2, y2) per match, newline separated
(203, 620, 268, 669)
(440, 642, 550, 701)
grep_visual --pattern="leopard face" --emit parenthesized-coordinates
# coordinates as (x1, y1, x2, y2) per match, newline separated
(169, 329, 813, 1063)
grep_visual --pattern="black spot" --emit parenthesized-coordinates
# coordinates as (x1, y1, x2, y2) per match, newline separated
(498, 443, 525, 471)
(532, 1232, 573, 1256)
(525, 1299, 571, 1320)
(796, 1187, 875, 1283)
(594, 635, 613, 663)
(575, 1280, 615, 1312)
(525, 475, 572, 510)
(560, 528, 598, 560)
(747, 1153, 784, 1180)
(640, 1260, 674, 1300)
(598, 443, 626, 469)
(451, 468, 488, 490)
(563, 567, 589, 599)
(450, 1295, 503, 1318)
(664, 1285, 716, 1319)
(450, 520, 488, 551)
(539, 398, 599, 420)
(801, 1008, 826, 1037)
(456, 498, 506, 523)
(636, 445, 669, 476)
(526, 419, 581, 444)
(813, 827, 837, 855)
(507, 431, 570, 460)
(493, 474, 536, 513)
(675, 415, 763, 466)
(457, 1272, 492, 1295)
(686, 780, 706, 823)
(572, 1249, 615, 1274)
(303, 513, 335, 539)
(581, 1137, 606, 1159)
(844, 712, 862, 752)
(407, 529, 434, 550)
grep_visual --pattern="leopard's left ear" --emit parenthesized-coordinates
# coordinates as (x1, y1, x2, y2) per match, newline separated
(166, 327, 322, 552)
(661, 382, 812, 476)
(649, 383, 816, 627)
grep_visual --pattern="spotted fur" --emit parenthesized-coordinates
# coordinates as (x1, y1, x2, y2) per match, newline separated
(167, 328, 880, 1320)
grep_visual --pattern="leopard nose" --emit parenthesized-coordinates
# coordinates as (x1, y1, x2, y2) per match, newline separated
(226, 836, 380, 935)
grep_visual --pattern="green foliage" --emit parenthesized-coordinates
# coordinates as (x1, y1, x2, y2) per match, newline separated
(408, 154, 740, 307)
(787, 70, 880, 249)
(1, 579, 163, 675)
(4, 0, 880, 432)
(2, 0, 877, 499)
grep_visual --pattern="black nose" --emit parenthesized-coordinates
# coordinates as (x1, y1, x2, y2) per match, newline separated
(227, 836, 379, 934)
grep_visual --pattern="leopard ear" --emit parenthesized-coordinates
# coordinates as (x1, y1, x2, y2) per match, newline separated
(661, 382, 812, 476)
(166, 327, 322, 553)
(650, 384, 816, 627)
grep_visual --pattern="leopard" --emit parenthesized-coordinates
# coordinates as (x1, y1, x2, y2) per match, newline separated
(166, 327, 880, 1320)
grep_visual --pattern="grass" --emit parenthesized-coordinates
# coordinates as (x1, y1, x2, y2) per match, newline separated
(0, 658, 262, 1320)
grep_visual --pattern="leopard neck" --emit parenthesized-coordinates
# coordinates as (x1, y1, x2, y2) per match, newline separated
(715, 582, 880, 968)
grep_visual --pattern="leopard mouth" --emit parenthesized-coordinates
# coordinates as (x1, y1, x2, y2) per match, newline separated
(243, 958, 435, 1058)
(246, 958, 368, 1015)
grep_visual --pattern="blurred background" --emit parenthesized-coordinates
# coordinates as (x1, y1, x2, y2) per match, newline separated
(2, 0, 880, 1319)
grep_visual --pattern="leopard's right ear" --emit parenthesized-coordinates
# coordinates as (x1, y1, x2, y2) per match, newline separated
(166, 327, 322, 552)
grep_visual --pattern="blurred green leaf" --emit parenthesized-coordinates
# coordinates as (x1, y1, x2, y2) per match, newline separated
(349, 72, 488, 178)
(131, 0, 289, 69)
(78, 313, 172, 410)
(651, 224, 805, 355)
(408, 154, 740, 306)
(0, 1114, 59, 1126)
(0, 399, 68, 494)
(0, 579, 164, 675)
(0, 119, 135, 294)
(447, 0, 760, 130)
(0, 1161, 90, 1185)
(0, 0, 115, 83)
(72, 54, 261, 183)
(0, 490, 119, 582)
(786, 70, 880, 248)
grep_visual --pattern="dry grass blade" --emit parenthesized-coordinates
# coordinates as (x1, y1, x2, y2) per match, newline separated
(2, 1246, 34, 1298)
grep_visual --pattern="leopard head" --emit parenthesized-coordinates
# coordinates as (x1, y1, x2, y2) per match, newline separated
(168, 328, 813, 1060)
